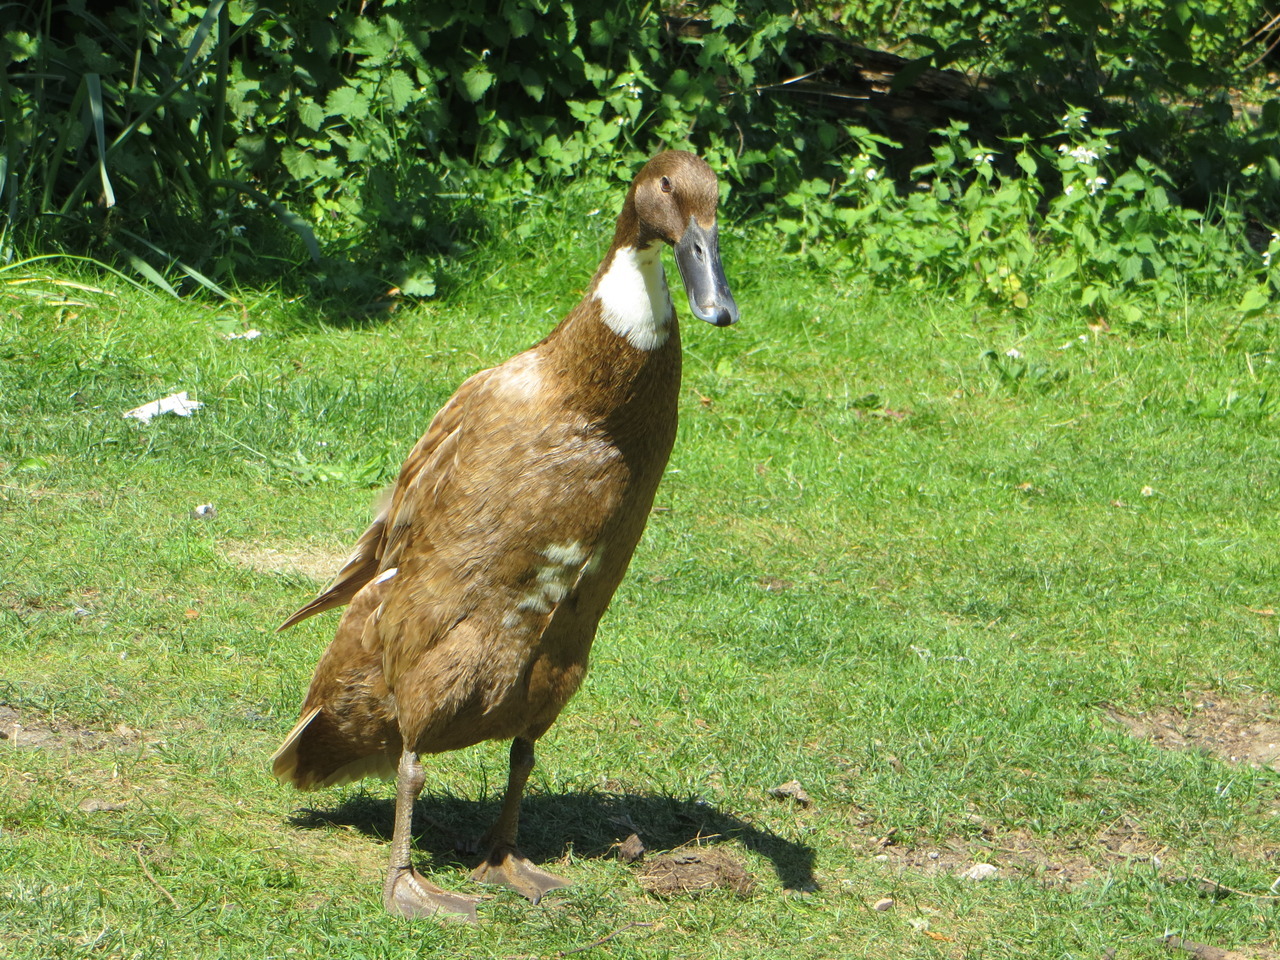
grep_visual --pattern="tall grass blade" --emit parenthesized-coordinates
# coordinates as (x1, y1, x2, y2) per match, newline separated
(0, 252, 159, 297)
(104, 237, 180, 297)
(181, 0, 226, 74)
(118, 228, 231, 299)
(83, 73, 116, 208)
(59, 10, 270, 217)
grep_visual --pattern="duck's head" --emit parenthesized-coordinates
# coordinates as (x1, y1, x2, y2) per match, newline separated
(627, 151, 739, 328)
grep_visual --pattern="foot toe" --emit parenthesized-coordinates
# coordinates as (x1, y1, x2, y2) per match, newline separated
(384, 868, 480, 921)
(471, 849, 570, 904)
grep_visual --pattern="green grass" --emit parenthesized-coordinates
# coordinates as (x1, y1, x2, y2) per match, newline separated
(2, 210, 1280, 959)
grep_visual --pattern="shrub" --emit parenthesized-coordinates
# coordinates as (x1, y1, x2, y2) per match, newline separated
(1, 0, 1277, 318)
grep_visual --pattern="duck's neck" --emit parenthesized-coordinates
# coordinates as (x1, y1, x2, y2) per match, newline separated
(590, 242, 674, 352)
(540, 238, 681, 426)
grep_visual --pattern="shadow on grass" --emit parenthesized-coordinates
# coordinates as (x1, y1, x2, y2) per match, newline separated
(289, 788, 818, 893)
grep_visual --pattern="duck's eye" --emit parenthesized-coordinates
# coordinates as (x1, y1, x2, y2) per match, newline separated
(659, 176, 672, 194)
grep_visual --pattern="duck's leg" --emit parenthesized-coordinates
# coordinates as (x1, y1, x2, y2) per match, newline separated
(470, 737, 571, 903)
(383, 749, 480, 920)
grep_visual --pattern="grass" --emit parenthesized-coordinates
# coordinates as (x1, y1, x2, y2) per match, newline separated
(2, 197, 1280, 959)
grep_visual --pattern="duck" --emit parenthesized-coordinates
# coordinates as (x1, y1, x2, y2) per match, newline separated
(271, 149, 738, 920)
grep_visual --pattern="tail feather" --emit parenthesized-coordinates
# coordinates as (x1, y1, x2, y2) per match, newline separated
(271, 704, 398, 790)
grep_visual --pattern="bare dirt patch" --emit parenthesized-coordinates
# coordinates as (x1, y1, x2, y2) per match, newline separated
(864, 813, 1173, 889)
(0, 704, 140, 753)
(1105, 695, 1280, 771)
(1165, 935, 1280, 960)
(222, 542, 345, 583)
(871, 828, 1100, 887)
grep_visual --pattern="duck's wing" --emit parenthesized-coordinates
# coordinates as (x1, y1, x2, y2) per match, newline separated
(276, 371, 486, 631)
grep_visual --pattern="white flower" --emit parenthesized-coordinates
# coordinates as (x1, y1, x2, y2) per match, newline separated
(1265, 250, 1273, 267)
(1064, 184, 1075, 196)
(865, 168, 878, 180)
(977, 153, 994, 165)
(1088, 176, 1107, 195)
(230, 224, 246, 236)
(1059, 144, 1100, 163)
(1005, 347, 1023, 359)
(1272, 231, 1280, 244)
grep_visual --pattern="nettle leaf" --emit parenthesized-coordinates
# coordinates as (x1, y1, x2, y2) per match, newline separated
(459, 64, 494, 102)
(519, 66, 545, 102)
(281, 146, 318, 180)
(1239, 285, 1270, 314)
(383, 70, 418, 111)
(708, 4, 736, 29)
(296, 98, 326, 130)
(325, 85, 370, 121)
(589, 19, 613, 46)
(506, 6, 534, 38)
(568, 99, 604, 122)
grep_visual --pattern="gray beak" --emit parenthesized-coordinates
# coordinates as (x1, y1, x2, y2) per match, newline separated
(674, 217, 738, 327)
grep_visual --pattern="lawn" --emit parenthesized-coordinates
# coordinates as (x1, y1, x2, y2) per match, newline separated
(2, 206, 1279, 958)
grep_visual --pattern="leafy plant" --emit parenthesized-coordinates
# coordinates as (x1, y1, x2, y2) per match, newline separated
(2, 0, 1278, 317)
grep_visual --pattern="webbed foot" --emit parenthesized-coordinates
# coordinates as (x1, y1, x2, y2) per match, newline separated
(384, 865, 481, 921)
(471, 846, 571, 904)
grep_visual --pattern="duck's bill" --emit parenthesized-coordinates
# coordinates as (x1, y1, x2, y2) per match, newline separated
(674, 217, 739, 327)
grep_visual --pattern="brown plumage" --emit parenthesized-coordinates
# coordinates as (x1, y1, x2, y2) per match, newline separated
(272, 150, 738, 920)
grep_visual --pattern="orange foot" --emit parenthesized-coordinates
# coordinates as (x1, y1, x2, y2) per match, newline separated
(471, 846, 571, 904)
(384, 866, 480, 921)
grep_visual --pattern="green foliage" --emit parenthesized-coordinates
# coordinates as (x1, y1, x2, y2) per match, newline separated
(774, 110, 1260, 321)
(1, 0, 1278, 317)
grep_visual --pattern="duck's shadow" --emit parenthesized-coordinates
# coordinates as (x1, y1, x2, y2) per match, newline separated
(289, 789, 818, 892)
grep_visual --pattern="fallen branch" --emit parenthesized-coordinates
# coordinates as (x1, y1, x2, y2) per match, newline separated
(1163, 935, 1256, 960)
(133, 845, 178, 908)
(558, 922, 654, 957)
(1192, 875, 1280, 901)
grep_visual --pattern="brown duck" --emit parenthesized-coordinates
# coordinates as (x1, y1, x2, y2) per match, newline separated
(272, 150, 738, 920)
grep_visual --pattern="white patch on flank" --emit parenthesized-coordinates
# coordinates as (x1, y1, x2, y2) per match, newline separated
(495, 352, 543, 398)
(540, 542, 588, 567)
(502, 611, 523, 631)
(594, 244, 673, 351)
(515, 541, 602, 614)
(372, 567, 398, 585)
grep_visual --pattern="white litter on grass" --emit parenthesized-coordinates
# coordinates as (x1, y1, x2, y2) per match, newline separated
(224, 329, 261, 340)
(123, 391, 203, 424)
(958, 862, 999, 881)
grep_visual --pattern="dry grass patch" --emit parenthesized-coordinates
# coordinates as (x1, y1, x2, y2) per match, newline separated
(222, 541, 345, 583)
